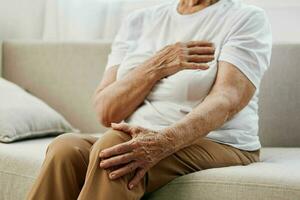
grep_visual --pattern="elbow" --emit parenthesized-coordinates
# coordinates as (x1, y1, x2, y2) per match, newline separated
(220, 92, 242, 119)
(95, 102, 112, 127)
(94, 98, 122, 128)
(97, 113, 112, 128)
(211, 90, 240, 119)
(97, 111, 123, 128)
(94, 94, 112, 127)
(95, 106, 113, 127)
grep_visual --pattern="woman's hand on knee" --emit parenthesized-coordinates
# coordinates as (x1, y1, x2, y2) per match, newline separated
(99, 123, 175, 190)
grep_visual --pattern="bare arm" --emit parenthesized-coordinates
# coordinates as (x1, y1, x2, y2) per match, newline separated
(162, 61, 256, 151)
(98, 61, 256, 188)
(93, 64, 161, 127)
(94, 41, 215, 127)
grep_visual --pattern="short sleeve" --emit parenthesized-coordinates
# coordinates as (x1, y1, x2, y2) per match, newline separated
(105, 11, 144, 70)
(219, 9, 272, 88)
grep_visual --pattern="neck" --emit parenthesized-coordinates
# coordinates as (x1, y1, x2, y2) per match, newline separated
(178, 0, 219, 15)
(181, 0, 209, 6)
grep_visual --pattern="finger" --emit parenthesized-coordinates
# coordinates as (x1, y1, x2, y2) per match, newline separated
(99, 141, 133, 158)
(128, 168, 147, 190)
(111, 123, 144, 137)
(186, 55, 214, 63)
(158, 44, 172, 53)
(186, 41, 214, 48)
(100, 152, 136, 169)
(111, 123, 132, 133)
(188, 47, 215, 55)
(109, 161, 140, 180)
(181, 62, 209, 70)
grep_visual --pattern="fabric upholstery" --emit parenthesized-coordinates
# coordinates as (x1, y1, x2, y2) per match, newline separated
(0, 137, 53, 200)
(2, 40, 111, 133)
(0, 134, 299, 200)
(0, 40, 2, 76)
(2, 41, 300, 147)
(145, 148, 300, 200)
(258, 44, 300, 147)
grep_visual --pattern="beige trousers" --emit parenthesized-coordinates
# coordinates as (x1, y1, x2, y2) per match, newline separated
(27, 129, 259, 200)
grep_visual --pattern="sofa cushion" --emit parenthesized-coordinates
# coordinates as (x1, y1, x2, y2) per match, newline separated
(0, 134, 299, 200)
(0, 137, 54, 200)
(145, 148, 300, 200)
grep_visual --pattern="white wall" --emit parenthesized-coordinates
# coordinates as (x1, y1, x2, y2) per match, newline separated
(0, 0, 45, 40)
(0, 0, 46, 75)
(245, 0, 300, 43)
(0, 0, 299, 42)
(245, 0, 299, 7)
(1, 0, 299, 76)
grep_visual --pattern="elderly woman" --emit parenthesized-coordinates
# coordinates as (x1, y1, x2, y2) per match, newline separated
(27, 0, 272, 199)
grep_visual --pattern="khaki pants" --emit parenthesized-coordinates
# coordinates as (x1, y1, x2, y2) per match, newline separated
(27, 130, 259, 200)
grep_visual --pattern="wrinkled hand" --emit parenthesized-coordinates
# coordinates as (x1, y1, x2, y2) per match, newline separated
(99, 123, 174, 190)
(145, 41, 215, 79)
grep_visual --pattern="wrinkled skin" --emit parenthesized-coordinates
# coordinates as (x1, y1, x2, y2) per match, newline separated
(97, 8, 217, 192)
(94, 41, 215, 127)
(146, 41, 215, 79)
(97, 0, 255, 192)
(99, 123, 174, 190)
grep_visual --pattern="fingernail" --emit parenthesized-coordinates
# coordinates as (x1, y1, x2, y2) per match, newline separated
(129, 184, 134, 190)
(100, 161, 105, 167)
(110, 173, 115, 179)
(99, 152, 104, 157)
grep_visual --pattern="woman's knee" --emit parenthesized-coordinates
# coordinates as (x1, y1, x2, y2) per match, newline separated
(90, 130, 131, 157)
(46, 133, 88, 164)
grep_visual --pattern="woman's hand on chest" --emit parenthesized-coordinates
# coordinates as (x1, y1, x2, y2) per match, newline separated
(145, 40, 215, 80)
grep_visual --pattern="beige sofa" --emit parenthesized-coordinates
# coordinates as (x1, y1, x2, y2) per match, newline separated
(0, 41, 299, 200)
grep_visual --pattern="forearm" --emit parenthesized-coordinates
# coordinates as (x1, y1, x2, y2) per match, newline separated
(94, 65, 160, 127)
(161, 91, 236, 152)
(95, 41, 215, 127)
(160, 60, 256, 152)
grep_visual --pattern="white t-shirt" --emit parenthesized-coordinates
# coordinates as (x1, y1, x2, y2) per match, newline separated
(106, 0, 272, 151)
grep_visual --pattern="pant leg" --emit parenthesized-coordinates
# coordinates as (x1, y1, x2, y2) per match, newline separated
(26, 133, 98, 200)
(145, 137, 260, 193)
(77, 129, 259, 200)
(78, 129, 145, 200)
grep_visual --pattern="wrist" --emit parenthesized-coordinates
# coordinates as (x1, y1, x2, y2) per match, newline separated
(159, 127, 182, 153)
(141, 57, 166, 80)
(133, 62, 162, 83)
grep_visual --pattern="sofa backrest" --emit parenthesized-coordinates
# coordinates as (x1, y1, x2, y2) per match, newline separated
(259, 43, 300, 147)
(2, 41, 110, 133)
(1, 41, 300, 147)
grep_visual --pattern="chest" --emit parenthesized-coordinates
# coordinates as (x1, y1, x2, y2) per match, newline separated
(117, 10, 233, 104)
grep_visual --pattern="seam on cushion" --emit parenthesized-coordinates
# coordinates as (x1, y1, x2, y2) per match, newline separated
(0, 128, 76, 143)
(14, 128, 74, 135)
(168, 180, 300, 192)
(0, 170, 36, 179)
